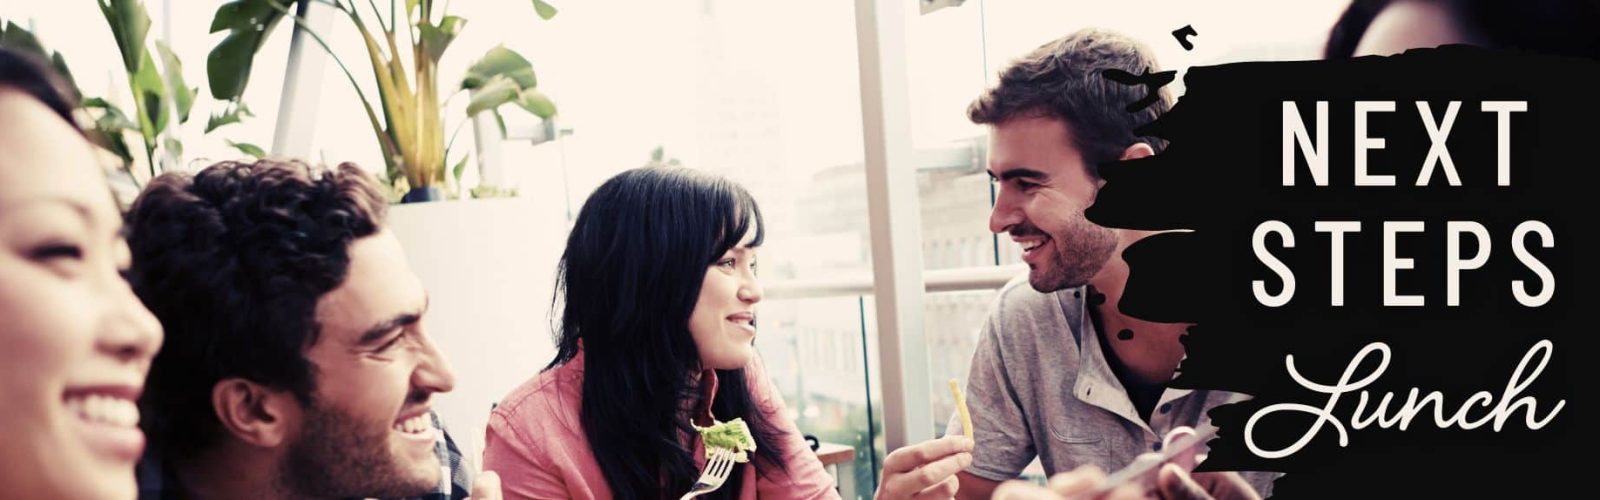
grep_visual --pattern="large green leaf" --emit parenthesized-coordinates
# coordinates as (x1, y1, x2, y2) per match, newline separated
(206, 102, 254, 132)
(464, 75, 521, 117)
(154, 40, 195, 123)
(99, 0, 152, 73)
(531, 0, 558, 20)
(515, 87, 556, 119)
(418, 15, 466, 63)
(461, 46, 536, 90)
(131, 53, 168, 139)
(208, 33, 256, 100)
(226, 139, 266, 158)
(206, 0, 287, 100)
(209, 0, 276, 32)
(466, 75, 556, 132)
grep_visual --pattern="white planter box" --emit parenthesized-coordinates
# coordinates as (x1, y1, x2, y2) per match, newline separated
(387, 196, 567, 460)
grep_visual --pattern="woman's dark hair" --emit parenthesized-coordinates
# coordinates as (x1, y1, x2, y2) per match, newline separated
(1326, 0, 1600, 59)
(125, 159, 388, 457)
(550, 167, 785, 499)
(0, 47, 78, 128)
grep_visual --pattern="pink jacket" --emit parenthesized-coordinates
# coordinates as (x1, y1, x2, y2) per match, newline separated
(483, 351, 841, 499)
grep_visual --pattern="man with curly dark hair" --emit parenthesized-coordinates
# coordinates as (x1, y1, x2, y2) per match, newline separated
(124, 160, 498, 500)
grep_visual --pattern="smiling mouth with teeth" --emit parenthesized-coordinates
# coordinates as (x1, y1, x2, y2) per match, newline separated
(393, 413, 435, 438)
(62, 390, 147, 462)
(64, 393, 141, 428)
(1017, 236, 1052, 255)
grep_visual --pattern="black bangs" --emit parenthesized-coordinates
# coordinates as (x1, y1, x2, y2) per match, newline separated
(710, 180, 766, 262)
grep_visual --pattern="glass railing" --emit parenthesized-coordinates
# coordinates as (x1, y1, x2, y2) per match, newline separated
(757, 264, 1026, 498)
(756, 294, 880, 498)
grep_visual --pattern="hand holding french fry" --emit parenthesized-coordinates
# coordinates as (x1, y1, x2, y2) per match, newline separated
(873, 379, 979, 499)
(874, 435, 975, 500)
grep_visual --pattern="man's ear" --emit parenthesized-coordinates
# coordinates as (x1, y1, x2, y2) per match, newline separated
(1120, 141, 1155, 161)
(1095, 142, 1158, 189)
(210, 378, 300, 448)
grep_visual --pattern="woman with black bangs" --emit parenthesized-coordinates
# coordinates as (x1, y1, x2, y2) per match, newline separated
(483, 167, 837, 499)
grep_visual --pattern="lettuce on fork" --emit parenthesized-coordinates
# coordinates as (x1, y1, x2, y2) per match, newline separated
(694, 418, 758, 463)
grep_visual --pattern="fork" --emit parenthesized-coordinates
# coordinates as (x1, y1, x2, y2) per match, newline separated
(679, 447, 738, 499)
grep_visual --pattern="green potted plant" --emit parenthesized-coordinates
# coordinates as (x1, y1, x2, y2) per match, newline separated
(3, 1, 256, 189)
(206, 0, 558, 203)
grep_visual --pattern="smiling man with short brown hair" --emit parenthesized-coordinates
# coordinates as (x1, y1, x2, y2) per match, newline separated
(954, 28, 1273, 499)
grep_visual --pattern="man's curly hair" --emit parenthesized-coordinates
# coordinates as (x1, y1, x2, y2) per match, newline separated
(125, 159, 388, 456)
(969, 28, 1169, 176)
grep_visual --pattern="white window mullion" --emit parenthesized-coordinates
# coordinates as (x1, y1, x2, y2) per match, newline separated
(271, 0, 335, 159)
(853, 0, 932, 449)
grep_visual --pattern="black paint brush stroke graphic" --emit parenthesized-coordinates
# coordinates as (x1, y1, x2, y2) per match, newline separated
(1103, 67, 1178, 112)
(1088, 45, 1596, 498)
(1172, 24, 1198, 51)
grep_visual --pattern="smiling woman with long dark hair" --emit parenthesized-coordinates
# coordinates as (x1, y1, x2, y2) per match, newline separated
(0, 48, 164, 499)
(483, 167, 836, 499)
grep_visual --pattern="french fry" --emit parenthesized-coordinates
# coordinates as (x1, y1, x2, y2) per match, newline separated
(949, 378, 973, 440)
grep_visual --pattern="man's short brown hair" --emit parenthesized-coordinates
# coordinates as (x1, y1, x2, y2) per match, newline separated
(969, 28, 1170, 175)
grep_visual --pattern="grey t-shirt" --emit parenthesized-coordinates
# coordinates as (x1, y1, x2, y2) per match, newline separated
(944, 278, 1277, 495)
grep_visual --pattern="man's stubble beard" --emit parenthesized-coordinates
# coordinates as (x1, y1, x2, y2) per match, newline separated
(1029, 213, 1117, 293)
(280, 399, 437, 499)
